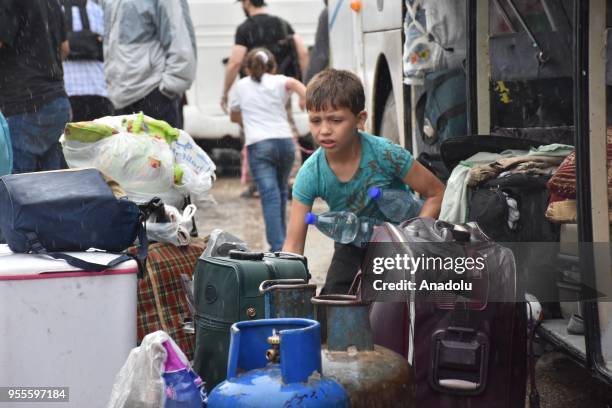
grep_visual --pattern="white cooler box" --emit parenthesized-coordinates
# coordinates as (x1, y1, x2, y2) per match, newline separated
(0, 245, 138, 408)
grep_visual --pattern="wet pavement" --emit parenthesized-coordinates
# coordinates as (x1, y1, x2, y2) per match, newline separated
(195, 175, 612, 408)
(529, 352, 612, 407)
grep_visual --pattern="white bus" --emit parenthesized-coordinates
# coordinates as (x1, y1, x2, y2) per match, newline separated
(327, 0, 407, 147)
(184, 0, 324, 149)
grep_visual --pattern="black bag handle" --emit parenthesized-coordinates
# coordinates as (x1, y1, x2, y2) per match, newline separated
(26, 227, 148, 278)
(62, 0, 90, 32)
(23, 195, 161, 278)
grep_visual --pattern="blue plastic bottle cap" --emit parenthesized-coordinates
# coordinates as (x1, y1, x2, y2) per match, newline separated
(368, 187, 381, 200)
(304, 212, 317, 225)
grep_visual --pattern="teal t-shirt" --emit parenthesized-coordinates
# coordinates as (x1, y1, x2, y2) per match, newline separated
(292, 132, 414, 221)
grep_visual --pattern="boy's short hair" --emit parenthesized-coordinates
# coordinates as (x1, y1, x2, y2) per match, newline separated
(306, 69, 365, 115)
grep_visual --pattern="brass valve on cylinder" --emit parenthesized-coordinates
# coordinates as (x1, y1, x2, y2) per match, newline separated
(266, 329, 281, 363)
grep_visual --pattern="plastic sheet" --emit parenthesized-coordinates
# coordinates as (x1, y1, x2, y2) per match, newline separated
(202, 229, 249, 257)
(107, 331, 205, 408)
(147, 204, 197, 246)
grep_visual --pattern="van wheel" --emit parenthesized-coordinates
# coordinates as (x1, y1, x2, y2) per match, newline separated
(379, 88, 400, 145)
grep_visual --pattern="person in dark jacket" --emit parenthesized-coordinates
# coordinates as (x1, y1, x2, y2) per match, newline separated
(304, 1, 329, 84)
(0, 0, 71, 174)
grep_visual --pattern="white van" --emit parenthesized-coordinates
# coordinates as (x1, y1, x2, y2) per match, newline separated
(184, 0, 324, 149)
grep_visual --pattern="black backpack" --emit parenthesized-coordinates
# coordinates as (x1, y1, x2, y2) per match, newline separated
(251, 16, 301, 80)
(468, 173, 559, 243)
(62, 0, 103, 61)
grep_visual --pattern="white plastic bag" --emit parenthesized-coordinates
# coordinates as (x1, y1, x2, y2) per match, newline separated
(146, 204, 197, 246)
(62, 114, 216, 208)
(107, 331, 204, 408)
(95, 132, 175, 193)
(173, 130, 216, 204)
(403, 0, 466, 83)
(107, 331, 172, 408)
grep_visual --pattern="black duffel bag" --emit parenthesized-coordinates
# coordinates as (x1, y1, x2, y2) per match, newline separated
(0, 168, 150, 272)
(62, 0, 104, 61)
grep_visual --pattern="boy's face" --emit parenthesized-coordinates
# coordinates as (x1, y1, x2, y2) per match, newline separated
(308, 107, 367, 153)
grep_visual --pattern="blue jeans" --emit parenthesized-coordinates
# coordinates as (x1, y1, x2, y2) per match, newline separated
(7, 97, 71, 173)
(248, 138, 295, 252)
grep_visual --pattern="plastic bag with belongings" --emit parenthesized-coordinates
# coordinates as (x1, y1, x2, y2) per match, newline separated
(62, 113, 216, 208)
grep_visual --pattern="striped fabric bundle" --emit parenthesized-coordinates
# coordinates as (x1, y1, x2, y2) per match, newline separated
(547, 150, 576, 201)
(132, 238, 207, 360)
(546, 128, 612, 224)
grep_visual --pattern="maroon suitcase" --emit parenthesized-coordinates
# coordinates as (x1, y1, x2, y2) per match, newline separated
(366, 219, 527, 407)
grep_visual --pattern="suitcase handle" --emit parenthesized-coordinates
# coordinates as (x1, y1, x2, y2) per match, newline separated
(229, 250, 264, 260)
(438, 379, 480, 391)
(259, 279, 311, 294)
(270, 251, 307, 262)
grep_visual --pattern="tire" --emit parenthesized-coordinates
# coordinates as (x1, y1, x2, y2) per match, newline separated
(379, 88, 400, 145)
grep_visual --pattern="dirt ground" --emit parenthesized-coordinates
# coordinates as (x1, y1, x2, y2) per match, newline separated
(195, 175, 612, 408)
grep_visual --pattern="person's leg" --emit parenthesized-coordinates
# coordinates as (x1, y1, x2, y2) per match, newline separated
(5, 114, 38, 173)
(115, 99, 141, 116)
(321, 243, 367, 295)
(38, 97, 71, 171)
(70, 95, 115, 121)
(6, 97, 71, 173)
(100, 97, 115, 117)
(140, 88, 181, 127)
(69, 96, 89, 122)
(275, 138, 295, 237)
(248, 139, 285, 252)
(317, 242, 367, 341)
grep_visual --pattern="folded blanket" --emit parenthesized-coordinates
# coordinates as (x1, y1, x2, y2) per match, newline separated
(468, 155, 564, 186)
(546, 199, 612, 224)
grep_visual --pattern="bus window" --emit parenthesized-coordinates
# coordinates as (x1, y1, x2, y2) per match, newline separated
(489, 0, 569, 37)
(488, 0, 574, 142)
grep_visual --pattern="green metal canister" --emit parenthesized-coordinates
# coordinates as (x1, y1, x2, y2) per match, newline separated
(259, 279, 317, 318)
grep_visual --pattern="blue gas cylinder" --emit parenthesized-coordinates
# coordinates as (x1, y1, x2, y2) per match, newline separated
(207, 318, 349, 408)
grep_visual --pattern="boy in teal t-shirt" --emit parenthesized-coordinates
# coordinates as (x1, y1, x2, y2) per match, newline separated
(283, 69, 445, 295)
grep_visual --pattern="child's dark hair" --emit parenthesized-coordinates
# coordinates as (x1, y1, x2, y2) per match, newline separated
(306, 69, 365, 115)
(244, 48, 276, 82)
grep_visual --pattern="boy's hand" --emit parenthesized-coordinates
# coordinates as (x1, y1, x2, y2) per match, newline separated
(283, 199, 312, 255)
(298, 96, 306, 111)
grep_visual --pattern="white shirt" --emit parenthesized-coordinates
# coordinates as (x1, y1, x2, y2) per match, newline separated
(229, 73, 293, 146)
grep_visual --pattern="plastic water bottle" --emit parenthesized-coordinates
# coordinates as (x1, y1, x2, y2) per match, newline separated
(352, 216, 382, 248)
(305, 211, 359, 244)
(368, 186, 423, 223)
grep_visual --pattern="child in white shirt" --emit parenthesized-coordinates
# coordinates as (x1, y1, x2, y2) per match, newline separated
(229, 48, 306, 251)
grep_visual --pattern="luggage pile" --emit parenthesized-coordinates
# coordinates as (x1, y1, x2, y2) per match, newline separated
(0, 114, 216, 407)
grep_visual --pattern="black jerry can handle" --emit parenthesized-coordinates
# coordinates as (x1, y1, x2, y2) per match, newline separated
(229, 250, 264, 261)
